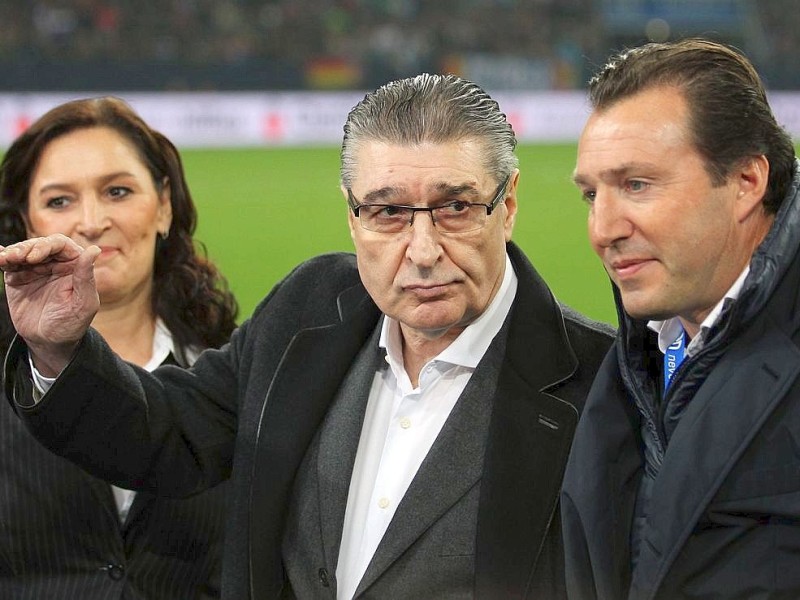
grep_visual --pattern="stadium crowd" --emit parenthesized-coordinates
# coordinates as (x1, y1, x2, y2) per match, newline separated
(0, 0, 796, 91)
(0, 0, 596, 89)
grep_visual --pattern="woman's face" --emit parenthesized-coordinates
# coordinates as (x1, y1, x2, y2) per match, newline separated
(25, 126, 172, 305)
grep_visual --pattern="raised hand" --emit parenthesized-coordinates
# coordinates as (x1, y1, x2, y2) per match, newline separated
(0, 234, 101, 376)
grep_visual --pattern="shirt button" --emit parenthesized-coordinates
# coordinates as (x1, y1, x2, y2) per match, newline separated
(378, 497, 390, 509)
(106, 564, 125, 581)
(399, 417, 411, 429)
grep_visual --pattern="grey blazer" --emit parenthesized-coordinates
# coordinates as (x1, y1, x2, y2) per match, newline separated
(5, 242, 614, 599)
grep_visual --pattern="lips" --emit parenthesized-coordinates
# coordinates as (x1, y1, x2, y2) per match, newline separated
(404, 282, 452, 299)
(96, 246, 119, 258)
(608, 257, 653, 280)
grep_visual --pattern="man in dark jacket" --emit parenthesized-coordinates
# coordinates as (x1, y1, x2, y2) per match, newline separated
(0, 74, 614, 599)
(565, 38, 800, 599)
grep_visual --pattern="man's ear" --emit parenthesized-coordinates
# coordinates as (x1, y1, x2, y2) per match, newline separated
(734, 155, 769, 222)
(503, 169, 520, 241)
(342, 185, 357, 241)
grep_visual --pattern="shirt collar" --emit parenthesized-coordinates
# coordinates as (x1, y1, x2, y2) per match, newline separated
(380, 253, 518, 370)
(648, 266, 750, 354)
(143, 318, 175, 371)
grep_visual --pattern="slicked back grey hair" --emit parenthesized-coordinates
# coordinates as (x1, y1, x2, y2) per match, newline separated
(340, 73, 518, 189)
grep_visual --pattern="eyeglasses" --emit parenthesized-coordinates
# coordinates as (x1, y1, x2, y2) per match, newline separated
(347, 175, 510, 234)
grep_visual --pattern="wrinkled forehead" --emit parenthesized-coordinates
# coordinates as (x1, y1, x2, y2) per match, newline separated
(349, 138, 493, 196)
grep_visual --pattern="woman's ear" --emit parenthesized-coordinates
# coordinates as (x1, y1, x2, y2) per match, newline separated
(157, 177, 173, 237)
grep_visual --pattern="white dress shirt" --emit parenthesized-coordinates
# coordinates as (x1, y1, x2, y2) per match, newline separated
(335, 254, 518, 600)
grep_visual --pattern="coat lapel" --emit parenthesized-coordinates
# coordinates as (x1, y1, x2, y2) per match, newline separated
(316, 325, 385, 571)
(86, 477, 123, 527)
(561, 347, 642, 600)
(634, 321, 800, 599)
(354, 335, 501, 596)
(475, 245, 582, 598)
(248, 285, 381, 600)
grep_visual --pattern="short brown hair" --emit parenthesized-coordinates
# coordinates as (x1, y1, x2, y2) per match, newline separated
(588, 38, 796, 213)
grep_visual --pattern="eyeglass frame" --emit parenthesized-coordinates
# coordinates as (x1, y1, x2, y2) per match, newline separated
(346, 174, 511, 234)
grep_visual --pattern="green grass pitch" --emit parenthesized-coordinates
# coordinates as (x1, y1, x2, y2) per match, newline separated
(182, 143, 619, 327)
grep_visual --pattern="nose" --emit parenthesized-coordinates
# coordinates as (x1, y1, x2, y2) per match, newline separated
(588, 188, 633, 252)
(405, 210, 442, 268)
(75, 196, 111, 239)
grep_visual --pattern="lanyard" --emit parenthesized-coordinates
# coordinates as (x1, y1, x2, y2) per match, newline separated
(663, 331, 687, 392)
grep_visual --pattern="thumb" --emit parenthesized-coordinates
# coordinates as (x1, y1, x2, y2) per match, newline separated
(73, 245, 101, 310)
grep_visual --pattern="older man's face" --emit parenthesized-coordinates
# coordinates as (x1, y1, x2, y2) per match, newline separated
(345, 139, 517, 344)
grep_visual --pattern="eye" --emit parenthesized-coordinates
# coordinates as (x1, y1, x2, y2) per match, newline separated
(108, 186, 132, 199)
(45, 196, 70, 209)
(580, 189, 596, 204)
(625, 180, 648, 193)
(440, 200, 471, 214)
(379, 205, 404, 217)
(360, 204, 409, 221)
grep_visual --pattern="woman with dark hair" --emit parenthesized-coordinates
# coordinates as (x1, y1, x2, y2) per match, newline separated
(0, 96, 238, 599)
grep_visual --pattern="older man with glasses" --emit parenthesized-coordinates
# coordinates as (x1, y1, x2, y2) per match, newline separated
(0, 74, 613, 600)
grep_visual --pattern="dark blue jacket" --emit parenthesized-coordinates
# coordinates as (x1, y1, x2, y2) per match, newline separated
(562, 163, 800, 600)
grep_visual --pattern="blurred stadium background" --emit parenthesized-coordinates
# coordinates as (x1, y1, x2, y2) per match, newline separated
(1, 0, 799, 324)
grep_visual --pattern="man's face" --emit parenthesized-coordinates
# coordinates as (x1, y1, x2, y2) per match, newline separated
(345, 139, 517, 344)
(573, 85, 770, 330)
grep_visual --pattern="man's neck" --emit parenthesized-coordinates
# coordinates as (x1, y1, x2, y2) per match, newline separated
(400, 325, 463, 388)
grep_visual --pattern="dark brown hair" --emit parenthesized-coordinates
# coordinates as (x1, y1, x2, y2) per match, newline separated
(0, 96, 238, 361)
(588, 38, 796, 213)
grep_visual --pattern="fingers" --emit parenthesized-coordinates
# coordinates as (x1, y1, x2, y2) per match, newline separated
(73, 245, 101, 304)
(0, 234, 85, 270)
